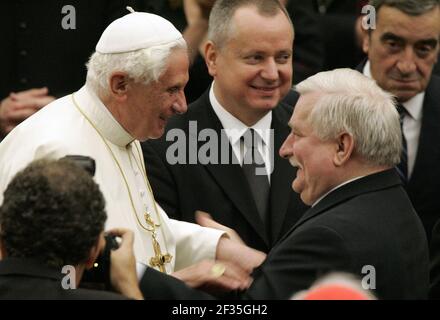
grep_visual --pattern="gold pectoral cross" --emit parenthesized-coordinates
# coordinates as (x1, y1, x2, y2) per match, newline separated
(149, 234, 172, 273)
(144, 212, 160, 229)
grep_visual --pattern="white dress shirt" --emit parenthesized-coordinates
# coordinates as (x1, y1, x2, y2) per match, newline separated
(363, 61, 424, 178)
(209, 83, 274, 181)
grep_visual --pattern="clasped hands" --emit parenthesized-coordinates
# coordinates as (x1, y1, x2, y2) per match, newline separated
(0, 87, 55, 137)
(171, 211, 266, 294)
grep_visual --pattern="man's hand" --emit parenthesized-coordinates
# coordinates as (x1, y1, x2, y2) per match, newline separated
(108, 228, 143, 300)
(216, 236, 266, 274)
(196, 211, 266, 272)
(171, 259, 252, 293)
(0, 87, 55, 136)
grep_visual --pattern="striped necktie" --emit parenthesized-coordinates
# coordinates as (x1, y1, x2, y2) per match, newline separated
(396, 104, 408, 183)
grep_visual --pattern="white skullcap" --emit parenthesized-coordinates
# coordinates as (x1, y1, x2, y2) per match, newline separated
(96, 11, 183, 54)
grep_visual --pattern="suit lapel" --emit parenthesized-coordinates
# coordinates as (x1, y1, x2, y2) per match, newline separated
(191, 92, 269, 245)
(274, 169, 403, 246)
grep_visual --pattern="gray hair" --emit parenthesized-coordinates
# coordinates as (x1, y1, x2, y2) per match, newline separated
(207, 0, 293, 49)
(370, 0, 440, 16)
(295, 68, 401, 167)
(86, 38, 187, 96)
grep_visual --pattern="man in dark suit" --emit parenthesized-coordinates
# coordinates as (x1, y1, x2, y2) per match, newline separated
(142, 0, 308, 253)
(358, 0, 440, 243)
(0, 159, 142, 299)
(242, 68, 429, 300)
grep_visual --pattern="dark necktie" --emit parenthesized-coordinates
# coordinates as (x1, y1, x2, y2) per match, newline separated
(396, 104, 408, 183)
(241, 129, 270, 223)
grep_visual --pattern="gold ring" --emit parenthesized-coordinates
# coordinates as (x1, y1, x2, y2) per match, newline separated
(210, 263, 226, 278)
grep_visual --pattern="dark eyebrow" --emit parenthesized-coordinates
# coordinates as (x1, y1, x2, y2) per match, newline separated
(416, 39, 439, 48)
(381, 32, 439, 48)
(277, 49, 293, 55)
(380, 32, 404, 43)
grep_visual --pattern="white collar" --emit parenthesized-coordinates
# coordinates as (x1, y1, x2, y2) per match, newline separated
(312, 176, 365, 207)
(209, 82, 272, 146)
(363, 60, 424, 121)
(73, 85, 135, 147)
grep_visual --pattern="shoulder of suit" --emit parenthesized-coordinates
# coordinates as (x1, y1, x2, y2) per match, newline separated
(428, 74, 440, 89)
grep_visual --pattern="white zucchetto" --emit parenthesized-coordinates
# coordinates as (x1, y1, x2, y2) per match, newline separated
(96, 11, 183, 54)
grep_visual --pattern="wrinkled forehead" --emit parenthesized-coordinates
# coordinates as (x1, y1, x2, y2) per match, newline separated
(290, 93, 322, 127)
(375, 5, 440, 41)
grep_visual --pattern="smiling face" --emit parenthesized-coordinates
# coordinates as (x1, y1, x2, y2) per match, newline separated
(279, 94, 339, 205)
(206, 5, 293, 125)
(125, 48, 189, 141)
(363, 5, 440, 102)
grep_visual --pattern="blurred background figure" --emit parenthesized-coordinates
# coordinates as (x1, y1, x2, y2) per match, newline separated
(291, 273, 376, 300)
(0, 0, 133, 140)
(311, 0, 368, 70)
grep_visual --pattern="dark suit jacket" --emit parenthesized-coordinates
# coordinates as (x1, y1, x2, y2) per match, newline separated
(434, 60, 440, 77)
(430, 220, 440, 299)
(142, 90, 309, 252)
(0, 258, 126, 299)
(405, 75, 440, 243)
(140, 267, 215, 300)
(243, 170, 430, 300)
(311, 0, 366, 70)
(356, 63, 440, 243)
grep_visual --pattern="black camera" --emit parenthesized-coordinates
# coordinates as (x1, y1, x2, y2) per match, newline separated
(81, 234, 120, 290)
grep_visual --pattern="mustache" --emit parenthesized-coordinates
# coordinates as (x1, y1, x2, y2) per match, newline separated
(389, 70, 421, 82)
(289, 157, 300, 168)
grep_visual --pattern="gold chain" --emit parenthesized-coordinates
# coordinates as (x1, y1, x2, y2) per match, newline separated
(131, 143, 168, 234)
(71, 94, 171, 262)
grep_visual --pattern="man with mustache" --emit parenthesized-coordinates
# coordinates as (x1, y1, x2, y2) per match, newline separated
(247, 68, 428, 300)
(359, 0, 440, 243)
(142, 0, 308, 253)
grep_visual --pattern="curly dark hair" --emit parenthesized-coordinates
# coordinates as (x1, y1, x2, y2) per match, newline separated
(0, 159, 107, 268)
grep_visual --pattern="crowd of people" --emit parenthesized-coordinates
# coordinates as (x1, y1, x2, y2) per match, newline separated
(0, 0, 440, 300)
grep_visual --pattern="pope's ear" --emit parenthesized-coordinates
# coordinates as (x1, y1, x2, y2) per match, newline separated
(109, 72, 129, 99)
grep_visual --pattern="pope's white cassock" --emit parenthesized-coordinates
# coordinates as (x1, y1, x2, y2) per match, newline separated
(0, 84, 223, 275)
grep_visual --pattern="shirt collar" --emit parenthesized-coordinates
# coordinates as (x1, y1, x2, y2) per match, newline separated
(363, 60, 424, 121)
(73, 85, 135, 147)
(209, 82, 272, 146)
(312, 175, 366, 207)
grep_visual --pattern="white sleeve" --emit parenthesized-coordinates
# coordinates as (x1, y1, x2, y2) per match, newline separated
(168, 218, 225, 271)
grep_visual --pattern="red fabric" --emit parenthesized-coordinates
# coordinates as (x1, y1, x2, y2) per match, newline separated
(303, 284, 370, 300)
